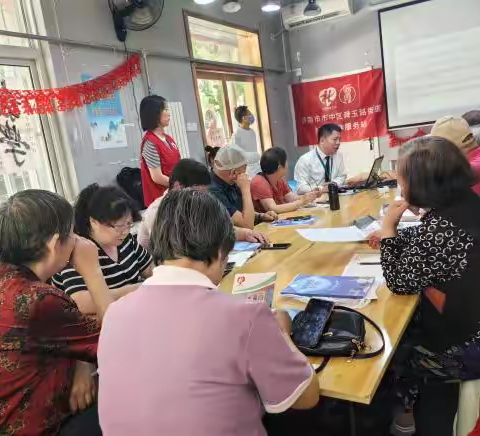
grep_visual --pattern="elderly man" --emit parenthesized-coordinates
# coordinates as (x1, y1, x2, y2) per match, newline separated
(431, 115, 480, 196)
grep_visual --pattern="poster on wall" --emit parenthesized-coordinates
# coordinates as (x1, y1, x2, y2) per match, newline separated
(291, 69, 387, 146)
(81, 74, 128, 150)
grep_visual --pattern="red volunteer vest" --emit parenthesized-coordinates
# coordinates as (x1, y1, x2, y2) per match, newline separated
(140, 131, 181, 207)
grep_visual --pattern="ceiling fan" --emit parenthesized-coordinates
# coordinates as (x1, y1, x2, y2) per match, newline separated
(108, 0, 165, 42)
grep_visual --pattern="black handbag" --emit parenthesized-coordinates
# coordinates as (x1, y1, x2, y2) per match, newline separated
(291, 301, 385, 373)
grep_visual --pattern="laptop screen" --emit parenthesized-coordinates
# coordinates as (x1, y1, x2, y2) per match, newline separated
(365, 156, 384, 187)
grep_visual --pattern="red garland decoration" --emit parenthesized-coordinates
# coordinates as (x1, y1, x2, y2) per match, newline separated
(0, 54, 141, 116)
(389, 128, 426, 148)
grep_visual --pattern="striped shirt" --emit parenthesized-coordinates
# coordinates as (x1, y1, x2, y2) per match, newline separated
(52, 234, 152, 296)
(142, 139, 161, 169)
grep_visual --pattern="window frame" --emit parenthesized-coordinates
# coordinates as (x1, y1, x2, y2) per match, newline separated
(0, 0, 78, 200)
(183, 10, 273, 156)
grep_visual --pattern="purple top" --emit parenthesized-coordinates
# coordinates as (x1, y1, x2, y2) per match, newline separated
(98, 265, 313, 436)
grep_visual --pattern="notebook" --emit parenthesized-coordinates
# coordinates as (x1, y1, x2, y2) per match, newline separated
(280, 275, 376, 301)
(232, 272, 276, 307)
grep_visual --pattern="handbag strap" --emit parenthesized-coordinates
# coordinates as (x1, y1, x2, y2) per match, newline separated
(314, 306, 385, 374)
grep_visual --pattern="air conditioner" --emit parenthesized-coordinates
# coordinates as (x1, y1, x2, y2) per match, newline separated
(281, 0, 354, 31)
(368, 0, 416, 10)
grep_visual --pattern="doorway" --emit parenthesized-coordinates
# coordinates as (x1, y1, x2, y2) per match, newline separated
(196, 70, 272, 154)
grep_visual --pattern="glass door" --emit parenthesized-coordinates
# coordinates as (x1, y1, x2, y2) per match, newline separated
(195, 69, 272, 153)
(0, 61, 56, 201)
(197, 77, 231, 148)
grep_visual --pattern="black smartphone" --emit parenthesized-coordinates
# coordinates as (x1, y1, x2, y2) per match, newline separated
(262, 243, 292, 250)
(291, 299, 335, 348)
(284, 215, 312, 222)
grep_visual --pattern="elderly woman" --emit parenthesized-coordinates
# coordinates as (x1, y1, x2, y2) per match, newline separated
(0, 190, 112, 435)
(98, 189, 319, 435)
(376, 136, 480, 435)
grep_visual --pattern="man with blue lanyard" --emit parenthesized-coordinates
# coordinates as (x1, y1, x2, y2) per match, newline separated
(294, 123, 347, 195)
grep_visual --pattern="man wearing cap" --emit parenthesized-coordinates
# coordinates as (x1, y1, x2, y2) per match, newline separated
(462, 110, 480, 145)
(210, 144, 278, 229)
(431, 116, 480, 196)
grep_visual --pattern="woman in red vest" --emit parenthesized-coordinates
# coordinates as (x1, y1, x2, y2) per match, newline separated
(139, 95, 181, 207)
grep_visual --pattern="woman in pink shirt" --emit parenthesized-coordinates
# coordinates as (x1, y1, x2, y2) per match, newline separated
(98, 190, 319, 436)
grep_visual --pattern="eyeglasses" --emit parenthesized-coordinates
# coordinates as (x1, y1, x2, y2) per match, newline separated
(109, 221, 134, 232)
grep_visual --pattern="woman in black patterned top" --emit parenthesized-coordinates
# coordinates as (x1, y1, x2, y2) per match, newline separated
(53, 184, 153, 314)
(374, 136, 480, 435)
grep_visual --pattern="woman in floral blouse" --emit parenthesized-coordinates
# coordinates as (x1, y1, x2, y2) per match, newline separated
(374, 136, 480, 436)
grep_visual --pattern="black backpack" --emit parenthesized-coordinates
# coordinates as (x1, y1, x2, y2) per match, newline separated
(116, 167, 145, 210)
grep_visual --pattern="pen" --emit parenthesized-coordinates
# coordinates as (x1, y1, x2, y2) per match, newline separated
(359, 262, 381, 265)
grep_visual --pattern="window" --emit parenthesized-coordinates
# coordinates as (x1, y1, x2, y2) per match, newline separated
(0, 62, 56, 200)
(185, 12, 272, 154)
(187, 15, 262, 68)
(0, 1, 69, 202)
(0, 0, 32, 47)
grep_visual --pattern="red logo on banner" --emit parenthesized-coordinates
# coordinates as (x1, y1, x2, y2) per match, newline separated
(291, 69, 387, 146)
(319, 87, 337, 107)
(339, 84, 357, 104)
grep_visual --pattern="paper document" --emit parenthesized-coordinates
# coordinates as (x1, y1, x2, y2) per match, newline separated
(228, 251, 256, 267)
(343, 253, 383, 281)
(233, 241, 262, 252)
(297, 226, 368, 242)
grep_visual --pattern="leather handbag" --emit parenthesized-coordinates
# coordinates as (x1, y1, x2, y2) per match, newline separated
(291, 301, 385, 373)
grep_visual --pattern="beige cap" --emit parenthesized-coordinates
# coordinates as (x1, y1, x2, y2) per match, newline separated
(214, 143, 259, 171)
(430, 116, 477, 152)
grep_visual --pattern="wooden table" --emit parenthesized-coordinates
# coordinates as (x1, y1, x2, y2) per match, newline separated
(220, 191, 419, 405)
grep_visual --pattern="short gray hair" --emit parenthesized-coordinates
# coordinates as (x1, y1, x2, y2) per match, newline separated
(150, 189, 235, 266)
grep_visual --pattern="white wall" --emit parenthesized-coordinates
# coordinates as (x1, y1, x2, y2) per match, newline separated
(39, 0, 296, 190)
(288, 9, 426, 171)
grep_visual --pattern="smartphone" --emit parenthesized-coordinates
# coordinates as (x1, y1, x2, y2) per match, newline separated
(291, 299, 335, 348)
(262, 243, 292, 250)
(284, 215, 312, 222)
(353, 215, 376, 230)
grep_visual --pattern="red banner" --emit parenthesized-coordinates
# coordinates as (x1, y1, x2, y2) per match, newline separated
(291, 69, 387, 146)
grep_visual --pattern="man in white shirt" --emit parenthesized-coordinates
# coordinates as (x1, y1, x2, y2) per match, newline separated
(233, 105, 261, 178)
(294, 123, 347, 194)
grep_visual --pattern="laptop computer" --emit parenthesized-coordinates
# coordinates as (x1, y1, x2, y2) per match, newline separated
(352, 156, 384, 190)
